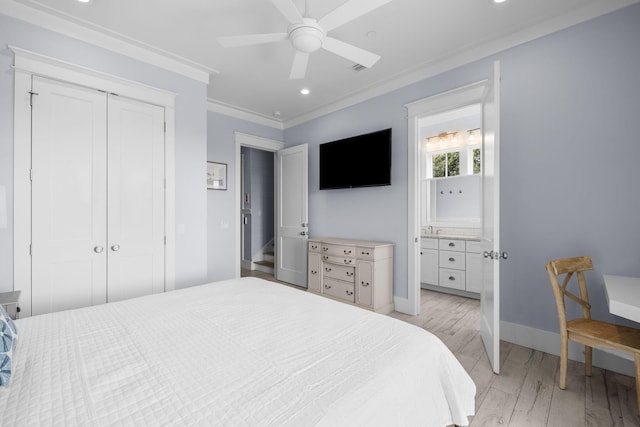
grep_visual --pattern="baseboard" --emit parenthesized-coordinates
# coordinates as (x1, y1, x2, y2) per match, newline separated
(393, 296, 417, 315)
(501, 320, 635, 377)
(241, 260, 252, 270)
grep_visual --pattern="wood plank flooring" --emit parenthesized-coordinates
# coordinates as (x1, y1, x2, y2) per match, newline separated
(241, 270, 639, 426)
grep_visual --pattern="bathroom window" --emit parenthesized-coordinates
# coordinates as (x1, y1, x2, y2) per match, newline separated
(432, 151, 460, 177)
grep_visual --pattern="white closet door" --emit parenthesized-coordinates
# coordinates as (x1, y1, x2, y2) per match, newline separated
(31, 77, 108, 315)
(107, 96, 165, 302)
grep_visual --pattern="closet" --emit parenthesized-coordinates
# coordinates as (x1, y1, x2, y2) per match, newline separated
(30, 76, 166, 315)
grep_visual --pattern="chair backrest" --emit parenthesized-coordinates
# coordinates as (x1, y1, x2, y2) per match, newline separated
(545, 256, 594, 330)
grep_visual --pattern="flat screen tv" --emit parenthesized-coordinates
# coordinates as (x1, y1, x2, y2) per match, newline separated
(319, 128, 392, 190)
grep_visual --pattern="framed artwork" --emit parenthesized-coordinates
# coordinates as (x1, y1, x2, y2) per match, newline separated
(207, 161, 227, 190)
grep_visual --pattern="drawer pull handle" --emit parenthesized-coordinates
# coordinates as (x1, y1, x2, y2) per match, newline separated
(449, 276, 456, 281)
(344, 249, 352, 255)
(310, 270, 317, 275)
(323, 247, 329, 251)
(361, 251, 370, 255)
(449, 257, 455, 262)
(344, 259, 352, 264)
(361, 281, 370, 287)
(324, 284, 332, 289)
(323, 256, 329, 261)
(346, 272, 354, 277)
(449, 242, 455, 247)
(325, 267, 332, 272)
(346, 290, 354, 296)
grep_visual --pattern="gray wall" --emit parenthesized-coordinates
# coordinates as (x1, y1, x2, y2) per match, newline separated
(0, 13, 209, 292)
(285, 3, 640, 335)
(206, 112, 283, 282)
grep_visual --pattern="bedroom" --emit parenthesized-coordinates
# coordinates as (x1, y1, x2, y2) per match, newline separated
(1, 0, 640, 425)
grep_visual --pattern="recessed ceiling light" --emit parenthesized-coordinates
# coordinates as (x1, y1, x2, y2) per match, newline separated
(77, 0, 91, 3)
(492, 0, 507, 3)
(300, 88, 310, 95)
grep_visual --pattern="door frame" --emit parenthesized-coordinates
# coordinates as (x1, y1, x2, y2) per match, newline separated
(404, 80, 489, 315)
(234, 132, 284, 277)
(11, 46, 177, 317)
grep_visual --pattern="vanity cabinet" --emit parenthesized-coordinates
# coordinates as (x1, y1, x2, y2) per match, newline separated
(308, 238, 394, 314)
(420, 238, 439, 286)
(465, 241, 483, 293)
(420, 236, 481, 296)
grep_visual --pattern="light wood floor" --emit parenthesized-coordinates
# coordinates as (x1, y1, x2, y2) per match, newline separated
(241, 270, 639, 426)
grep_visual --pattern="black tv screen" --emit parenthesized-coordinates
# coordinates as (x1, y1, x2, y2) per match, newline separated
(319, 128, 392, 190)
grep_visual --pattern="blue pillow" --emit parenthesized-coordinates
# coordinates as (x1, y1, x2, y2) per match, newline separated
(0, 305, 18, 387)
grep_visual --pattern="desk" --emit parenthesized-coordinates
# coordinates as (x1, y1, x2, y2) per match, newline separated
(603, 275, 640, 323)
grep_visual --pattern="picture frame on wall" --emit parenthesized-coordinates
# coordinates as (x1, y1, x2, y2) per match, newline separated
(207, 161, 227, 190)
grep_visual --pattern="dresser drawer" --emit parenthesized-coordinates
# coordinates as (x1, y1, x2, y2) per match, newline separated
(323, 278, 355, 303)
(356, 247, 376, 260)
(323, 263, 356, 283)
(439, 250, 465, 270)
(308, 241, 321, 253)
(439, 268, 466, 290)
(321, 244, 356, 258)
(438, 239, 465, 252)
(321, 254, 355, 266)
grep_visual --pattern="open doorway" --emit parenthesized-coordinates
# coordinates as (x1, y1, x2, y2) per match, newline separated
(240, 147, 276, 279)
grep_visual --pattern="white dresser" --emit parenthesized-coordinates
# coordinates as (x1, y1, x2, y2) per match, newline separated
(308, 238, 394, 314)
(420, 237, 482, 297)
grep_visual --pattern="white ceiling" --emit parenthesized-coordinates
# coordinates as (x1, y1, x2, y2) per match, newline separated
(7, 0, 639, 126)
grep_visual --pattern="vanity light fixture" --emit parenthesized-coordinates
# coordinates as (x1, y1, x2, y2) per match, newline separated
(424, 128, 481, 150)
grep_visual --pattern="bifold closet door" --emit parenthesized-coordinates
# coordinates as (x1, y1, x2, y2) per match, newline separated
(31, 77, 108, 315)
(106, 96, 165, 303)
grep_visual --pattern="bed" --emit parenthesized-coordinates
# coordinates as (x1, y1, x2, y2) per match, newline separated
(0, 277, 475, 426)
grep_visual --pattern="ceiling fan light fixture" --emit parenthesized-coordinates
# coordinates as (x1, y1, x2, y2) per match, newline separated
(289, 21, 325, 53)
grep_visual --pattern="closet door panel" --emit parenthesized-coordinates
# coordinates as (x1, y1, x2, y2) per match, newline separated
(107, 96, 165, 302)
(31, 77, 108, 315)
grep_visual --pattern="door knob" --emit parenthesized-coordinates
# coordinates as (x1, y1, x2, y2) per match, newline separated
(111, 244, 120, 251)
(93, 246, 104, 253)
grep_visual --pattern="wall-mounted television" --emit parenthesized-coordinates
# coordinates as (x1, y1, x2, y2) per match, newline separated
(319, 128, 392, 190)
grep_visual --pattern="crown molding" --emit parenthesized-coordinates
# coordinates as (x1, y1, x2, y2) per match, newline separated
(207, 99, 284, 130)
(0, 0, 215, 84)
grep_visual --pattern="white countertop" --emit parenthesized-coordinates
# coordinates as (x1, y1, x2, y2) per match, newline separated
(603, 274, 640, 324)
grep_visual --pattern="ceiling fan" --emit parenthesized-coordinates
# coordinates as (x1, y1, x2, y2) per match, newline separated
(217, 0, 393, 79)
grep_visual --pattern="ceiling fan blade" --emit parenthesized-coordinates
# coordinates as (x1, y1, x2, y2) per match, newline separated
(289, 51, 309, 79)
(217, 33, 288, 48)
(322, 37, 380, 68)
(318, 0, 394, 32)
(271, 0, 304, 24)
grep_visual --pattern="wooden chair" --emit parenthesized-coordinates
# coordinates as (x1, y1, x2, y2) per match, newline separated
(546, 256, 640, 413)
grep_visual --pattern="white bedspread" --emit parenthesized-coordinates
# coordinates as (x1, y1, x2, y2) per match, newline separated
(0, 277, 475, 426)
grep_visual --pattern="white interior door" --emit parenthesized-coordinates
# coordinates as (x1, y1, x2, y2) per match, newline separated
(107, 96, 165, 302)
(276, 144, 308, 286)
(480, 61, 501, 374)
(31, 77, 108, 315)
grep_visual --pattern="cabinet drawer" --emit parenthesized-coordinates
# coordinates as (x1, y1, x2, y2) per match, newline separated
(439, 268, 466, 290)
(323, 263, 355, 283)
(321, 254, 355, 266)
(321, 244, 355, 258)
(466, 240, 482, 254)
(323, 278, 355, 303)
(356, 247, 376, 260)
(421, 238, 439, 250)
(439, 239, 465, 252)
(308, 241, 321, 253)
(439, 250, 465, 270)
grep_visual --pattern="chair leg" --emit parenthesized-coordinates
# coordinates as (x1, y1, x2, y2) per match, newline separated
(559, 338, 568, 389)
(635, 353, 640, 415)
(585, 345, 592, 377)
